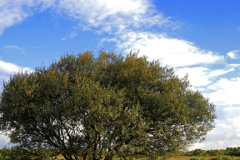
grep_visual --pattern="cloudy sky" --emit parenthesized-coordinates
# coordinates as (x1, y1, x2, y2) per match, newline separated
(0, 0, 240, 151)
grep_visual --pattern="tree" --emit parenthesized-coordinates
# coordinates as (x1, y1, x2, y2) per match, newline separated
(0, 50, 216, 160)
(193, 149, 206, 156)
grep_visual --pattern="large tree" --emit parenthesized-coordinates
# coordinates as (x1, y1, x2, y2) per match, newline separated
(0, 50, 216, 160)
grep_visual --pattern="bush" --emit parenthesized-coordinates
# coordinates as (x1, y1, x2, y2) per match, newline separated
(210, 156, 235, 160)
(211, 157, 223, 160)
(0, 146, 59, 160)
(222, 156, 235, 160)
(147, 155, 162, 160)
(190, 157, 200, 160)
(185, 153, 193, 156)
(160, 158, 173, 160)
(200, 158, 207, 160)
(193, 149, 207, 156)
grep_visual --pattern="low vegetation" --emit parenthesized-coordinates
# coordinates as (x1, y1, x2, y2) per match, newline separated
(0, 147, 240, 160)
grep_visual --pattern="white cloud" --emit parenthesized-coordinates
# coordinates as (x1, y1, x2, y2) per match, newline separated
(0, 0, 56, 35)
(57, 0, 177, 34)
(2, 45, 25, 52)
(227, 50, 239, 59)
(228, 64, 240, 67)
(0, 60, 33, 74)
(103, 31, 224, 67)
(70, 32, 77, 38)
(189, 106, 240, 151)
(176, 67, 211, 87)
(0, 1, 28, 35)
(0, 0, 180, 44)
(205, 77, 240, 106)
(61, 37, 66, 40)
(208, 68, 235, 78)
(175, 67, 235, 89)
(0, 59, 34, 94)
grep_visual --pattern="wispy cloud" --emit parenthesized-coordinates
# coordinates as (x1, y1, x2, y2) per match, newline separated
(57, 0, 179, 34)
(70, 32, 77, 38)
(175, 67, 236, 88)
(61, 37, 66, 40)
(2, 45, 25, 53)
(190, 106, 240, 151)
(227, 50, 239, 59)
(1, 0, 175, 35)
(101, 31, 224, 67)
(0, 2, 28, 35)
(204, 77, 240, 106)
(0, 0, 56, 35)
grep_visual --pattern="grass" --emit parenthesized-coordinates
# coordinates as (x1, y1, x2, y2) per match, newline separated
(171, 156, 239, 160)
(1, 153, 240, 160)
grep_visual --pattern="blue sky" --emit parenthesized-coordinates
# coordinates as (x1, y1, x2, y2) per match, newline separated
(0, 0, 240, 151)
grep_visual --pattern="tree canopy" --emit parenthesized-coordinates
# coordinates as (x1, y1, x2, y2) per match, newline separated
(0, 50, 216, 160)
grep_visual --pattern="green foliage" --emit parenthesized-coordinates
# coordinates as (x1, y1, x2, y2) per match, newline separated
(207, 150, 224, 157)
(210, 156, 235, 160)
(184, 147, 240, 157)
(225, 156, 234, 160)
(211, 156, 234, 160)
(184, 150, 195, 156)
(128, 157, 135, 160)
(223, 147, 240, 156)
(189, 157, 200, 160)
(193, 149, 207, 156)
(0, 50, 216, 160)
(0, 146, 58, 160)
(147, 154, 162, 160)
(218, 156, 235, 160)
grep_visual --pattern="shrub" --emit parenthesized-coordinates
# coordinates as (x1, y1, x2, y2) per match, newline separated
(222, 156, 235, 160)
(211, 157, 222, 160)
(129, 157, 135, 160)
(147, 155, 162, 160)
(185, 153, 193, 156)
(193, 149, 207, 156)
(190, 157, 200, 160)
